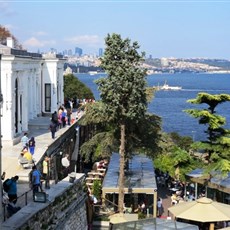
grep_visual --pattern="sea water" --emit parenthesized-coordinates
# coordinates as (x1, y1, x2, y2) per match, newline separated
(76, 73, 230, 141)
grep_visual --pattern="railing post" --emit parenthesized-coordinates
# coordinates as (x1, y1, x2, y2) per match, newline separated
(3, 204, 6, 221)
(25, 192, 28, 206)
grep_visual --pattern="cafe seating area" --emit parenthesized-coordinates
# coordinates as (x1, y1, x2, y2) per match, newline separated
(86, 159, 108, 190)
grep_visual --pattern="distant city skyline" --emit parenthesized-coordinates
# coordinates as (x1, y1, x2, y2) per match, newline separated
(0, 1, 230, 59)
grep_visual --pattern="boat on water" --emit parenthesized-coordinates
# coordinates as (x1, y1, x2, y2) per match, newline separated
(155, 81, 182, 91)
(88, 71, 98, 75)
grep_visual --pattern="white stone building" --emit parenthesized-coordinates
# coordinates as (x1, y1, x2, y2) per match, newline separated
(0, 38, 66, 145)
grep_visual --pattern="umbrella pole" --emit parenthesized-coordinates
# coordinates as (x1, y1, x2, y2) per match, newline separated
(209, 223, 214, 230)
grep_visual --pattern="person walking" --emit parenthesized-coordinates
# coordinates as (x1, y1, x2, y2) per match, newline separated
(66, 107, 72, 126)
(49, 120, 57, 139)
(21, 132, 29, 148)
(3, 176, 19, 204)
(157, 197, 163, 217)
(51, 111, 59, 125)
(28, 137, 36, 155)
(42, 156, 50, 189)
(61, 109, 67, 128)
(31, 165, 42, 195)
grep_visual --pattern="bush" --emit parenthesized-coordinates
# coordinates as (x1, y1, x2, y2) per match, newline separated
(92, 180, 102, 200)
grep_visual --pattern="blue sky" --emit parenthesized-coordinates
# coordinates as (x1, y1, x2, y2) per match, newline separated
(0, 1, 230, 59)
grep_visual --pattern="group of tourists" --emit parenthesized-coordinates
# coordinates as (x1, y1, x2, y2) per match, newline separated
(2, 131, 49, 217)
(49, 101, 73, 139)
(18, 133, 36, 167)
(21, 132, 36, 155)
(1, 163, 48, 217)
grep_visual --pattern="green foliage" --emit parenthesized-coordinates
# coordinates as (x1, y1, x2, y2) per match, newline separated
(187, 93, 230, 113)
(184, 92, 230, 174)
(77, 33, 162, 213)
(96, 33, 149, 213)
(63, 74, 94, 99)
(79, 101, 112, 125)
(185, 109, 226, 129)
(154, 131, 204, 181)
(80, 131, 119, 163)
(169, 132, 193, 151)
(92, 180, 102, 200)
(138, 211, 146, 219)
(125, 113, 162, 159)
(79, 96, 162, 162)
(146, 87, 156, 103)
(96, 33, 148, 122)
(212, 159, 230, 177)
(154, 147, 202, 182)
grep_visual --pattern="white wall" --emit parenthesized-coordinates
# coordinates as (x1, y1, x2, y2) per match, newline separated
(0, 48, 65, 144)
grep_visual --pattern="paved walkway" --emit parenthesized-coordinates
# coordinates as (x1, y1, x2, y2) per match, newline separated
(157, 185, 173, 218)
(2, 110, 81, 202)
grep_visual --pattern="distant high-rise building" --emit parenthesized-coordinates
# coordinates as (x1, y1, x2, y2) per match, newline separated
(75, 47, 83, 57)
(98, 48, 103, 57)
(50, 48, 57, 54)
(68, 49, 72, 56)
(63, 50, 68, 56)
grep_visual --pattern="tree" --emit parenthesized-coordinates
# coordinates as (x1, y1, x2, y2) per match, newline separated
(169, 132, 193, 152)
(0, 25, 23, 49)
(63, 74, 94, 100)
(184, 93, 230, 175)
(79, 100, 162, 163)
(96, 33, 148, 213)
(154, 132, 202, 181)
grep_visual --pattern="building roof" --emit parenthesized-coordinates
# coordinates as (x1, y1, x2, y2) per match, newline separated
(110, 217, 199, 230)
(102, 152, 157, 194)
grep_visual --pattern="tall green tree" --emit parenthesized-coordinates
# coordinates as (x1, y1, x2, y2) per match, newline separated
(184, 93, 230, 175)
(63, 74, 94, 100)
(96, 33, 148, 213)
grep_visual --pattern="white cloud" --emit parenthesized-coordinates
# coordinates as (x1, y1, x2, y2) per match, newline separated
(23, 37, 56, 48)
(65, 35, 103, 47)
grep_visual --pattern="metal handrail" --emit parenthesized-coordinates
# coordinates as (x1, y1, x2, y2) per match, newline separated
(2, 188, 33, 221)
(17, 188, 33, 206)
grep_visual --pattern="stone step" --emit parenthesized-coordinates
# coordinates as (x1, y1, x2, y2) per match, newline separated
(17, 169, 31, 182)
(28, 117, 51, 130)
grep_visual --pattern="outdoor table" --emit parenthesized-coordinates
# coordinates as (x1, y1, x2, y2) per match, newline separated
(87, 172, 104, 178)
(97, 168, 106, 175)
(85, 177, 102, 182)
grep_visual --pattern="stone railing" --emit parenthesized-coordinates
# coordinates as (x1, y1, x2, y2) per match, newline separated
(2, 174, 88, 230)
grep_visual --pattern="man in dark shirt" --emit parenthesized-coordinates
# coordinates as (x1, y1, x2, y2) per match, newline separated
(5, 176, 19, 204)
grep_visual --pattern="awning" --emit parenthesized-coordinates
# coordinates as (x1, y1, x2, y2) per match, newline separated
(102, 152, 157, 194)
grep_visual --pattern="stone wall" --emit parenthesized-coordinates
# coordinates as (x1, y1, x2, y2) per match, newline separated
(2, 174, 88, 230)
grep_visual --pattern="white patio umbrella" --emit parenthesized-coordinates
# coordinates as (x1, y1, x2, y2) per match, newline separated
(168, 197, 230, 230)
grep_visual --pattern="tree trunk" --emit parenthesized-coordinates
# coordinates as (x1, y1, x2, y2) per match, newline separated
(175, 166, 180, 180)
(118, 123, 125, 213)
